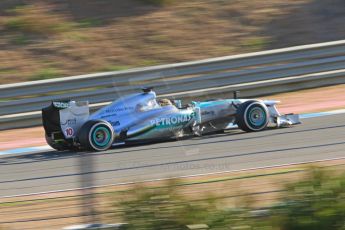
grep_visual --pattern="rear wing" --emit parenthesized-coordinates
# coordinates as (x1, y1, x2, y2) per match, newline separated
(42, 101, 90, 139)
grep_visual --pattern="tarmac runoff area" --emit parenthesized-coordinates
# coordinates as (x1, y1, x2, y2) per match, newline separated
(0, 106, 344, 196)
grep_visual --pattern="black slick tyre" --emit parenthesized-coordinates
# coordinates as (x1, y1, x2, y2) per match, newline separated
(236, 100, 269, 132)
(77, 120, 114, 151)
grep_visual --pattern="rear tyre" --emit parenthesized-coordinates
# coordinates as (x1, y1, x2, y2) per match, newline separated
(77, 120, 114, 151)
(236, 100, 269, 132)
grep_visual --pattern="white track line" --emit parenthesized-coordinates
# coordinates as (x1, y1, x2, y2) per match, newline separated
(2, 156, 345, 199)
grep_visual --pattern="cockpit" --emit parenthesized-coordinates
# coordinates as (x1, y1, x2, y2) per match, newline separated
(136, 98, 176, 112)
(136, 98, 160, 112)
(157, 98, 173, 107)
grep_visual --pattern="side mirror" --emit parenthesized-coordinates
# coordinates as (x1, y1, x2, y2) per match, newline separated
(233, 91, 240, 99)
(173, 100, 182, 109)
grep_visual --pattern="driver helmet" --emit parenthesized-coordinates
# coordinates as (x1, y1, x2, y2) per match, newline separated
(158, 98, 172, 106)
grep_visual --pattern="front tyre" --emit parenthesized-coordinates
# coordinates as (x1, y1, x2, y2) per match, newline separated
(78, 120, 114, 151)
(236, 100, 269, 132)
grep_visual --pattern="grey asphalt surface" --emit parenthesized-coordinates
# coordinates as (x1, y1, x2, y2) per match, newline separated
(0, 114, 344, 197)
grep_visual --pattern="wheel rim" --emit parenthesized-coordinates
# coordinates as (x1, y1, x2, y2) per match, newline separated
(248, 107, 266, 127)
(91, 126, 111, 147)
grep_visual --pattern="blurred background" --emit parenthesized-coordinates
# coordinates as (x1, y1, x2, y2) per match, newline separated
(1, 1, 345, 229)
(1, 0, 344, 84)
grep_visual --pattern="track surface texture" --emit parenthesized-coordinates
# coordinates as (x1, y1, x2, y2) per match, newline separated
(0, 114, 344, 197)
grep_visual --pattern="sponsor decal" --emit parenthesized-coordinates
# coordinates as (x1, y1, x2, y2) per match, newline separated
(110, 121, 121, 126)
(53, 101, 70, 109)
(65, 127, 74, 137)
(151, 114, 194, 126)
(105, 106, 134, 113)
(201, 110, 216, 116)
(101, 114, 117, 119)
(60, 118, 77, 126)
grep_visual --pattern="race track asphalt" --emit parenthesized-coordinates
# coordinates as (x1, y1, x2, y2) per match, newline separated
(0, 114, 344, 197)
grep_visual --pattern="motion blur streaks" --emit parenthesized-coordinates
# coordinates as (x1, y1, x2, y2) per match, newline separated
(0, 0, 344, 84)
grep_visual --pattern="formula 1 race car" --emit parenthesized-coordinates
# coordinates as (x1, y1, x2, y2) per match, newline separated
(42, 89, 300, 151)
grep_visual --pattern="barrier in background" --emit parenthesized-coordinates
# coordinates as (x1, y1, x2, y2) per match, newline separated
(1, 40, 345, 130)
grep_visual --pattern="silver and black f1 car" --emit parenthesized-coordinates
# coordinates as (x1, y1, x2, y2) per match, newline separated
(42, 89, 300, 151)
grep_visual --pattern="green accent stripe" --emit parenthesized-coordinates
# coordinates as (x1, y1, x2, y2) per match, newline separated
(126, 125, 156, 138)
